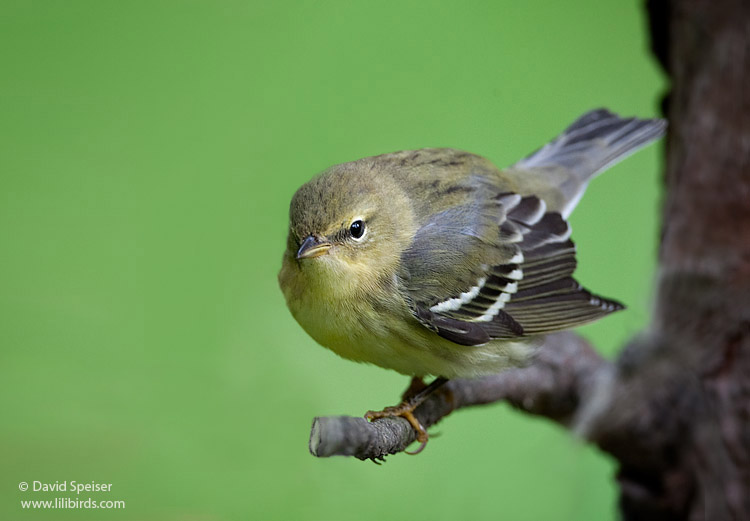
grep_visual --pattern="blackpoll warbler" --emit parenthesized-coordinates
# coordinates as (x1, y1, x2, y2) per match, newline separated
(279, 109, 665, 451)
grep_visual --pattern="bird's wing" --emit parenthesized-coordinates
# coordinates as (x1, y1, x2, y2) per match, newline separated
(400, 192, 623, 346)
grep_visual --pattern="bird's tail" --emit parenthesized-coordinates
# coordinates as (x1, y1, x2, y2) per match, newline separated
(510, 109, 666, 217)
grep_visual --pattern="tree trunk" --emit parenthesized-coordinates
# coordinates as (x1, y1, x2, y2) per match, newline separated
(595, 1, 750, 519)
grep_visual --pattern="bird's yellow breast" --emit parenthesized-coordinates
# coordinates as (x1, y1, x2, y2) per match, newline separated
(279, 251, 535, 378)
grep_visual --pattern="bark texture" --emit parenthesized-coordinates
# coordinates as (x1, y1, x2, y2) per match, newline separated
(310, 1, 749, 519)
(607, 0, 750, 519)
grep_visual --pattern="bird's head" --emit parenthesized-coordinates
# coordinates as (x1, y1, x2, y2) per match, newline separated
(282, 160, 416, 296)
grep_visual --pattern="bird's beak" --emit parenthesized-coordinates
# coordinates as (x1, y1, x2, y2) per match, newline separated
(296, 235, 332, 260)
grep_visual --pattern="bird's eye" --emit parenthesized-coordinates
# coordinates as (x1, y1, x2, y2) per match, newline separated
(349, 219, 366, 239)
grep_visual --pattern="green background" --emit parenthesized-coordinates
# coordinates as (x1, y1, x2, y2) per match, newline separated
(1, 1, 665, 520)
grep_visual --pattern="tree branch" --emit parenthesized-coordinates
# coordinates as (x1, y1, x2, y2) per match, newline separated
(309, 332, 609, 460)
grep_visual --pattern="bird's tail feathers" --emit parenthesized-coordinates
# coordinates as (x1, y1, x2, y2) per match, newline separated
(515, 109, 666, 180)
(512, 109, 666, 217)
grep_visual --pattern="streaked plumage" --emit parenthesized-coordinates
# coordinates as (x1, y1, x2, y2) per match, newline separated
(279, 109, 666, 379)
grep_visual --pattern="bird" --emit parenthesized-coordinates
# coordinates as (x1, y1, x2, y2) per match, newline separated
(279, 108, 666, 453)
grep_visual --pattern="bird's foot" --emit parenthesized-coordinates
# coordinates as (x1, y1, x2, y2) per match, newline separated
(365, 402, 429, 455)
(365, 377, 449, 455)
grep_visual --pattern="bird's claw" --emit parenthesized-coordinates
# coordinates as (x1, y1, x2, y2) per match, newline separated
(365, 403, 429, 455)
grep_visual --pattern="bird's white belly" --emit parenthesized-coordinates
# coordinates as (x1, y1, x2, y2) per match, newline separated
(289, 288, 535, 378)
